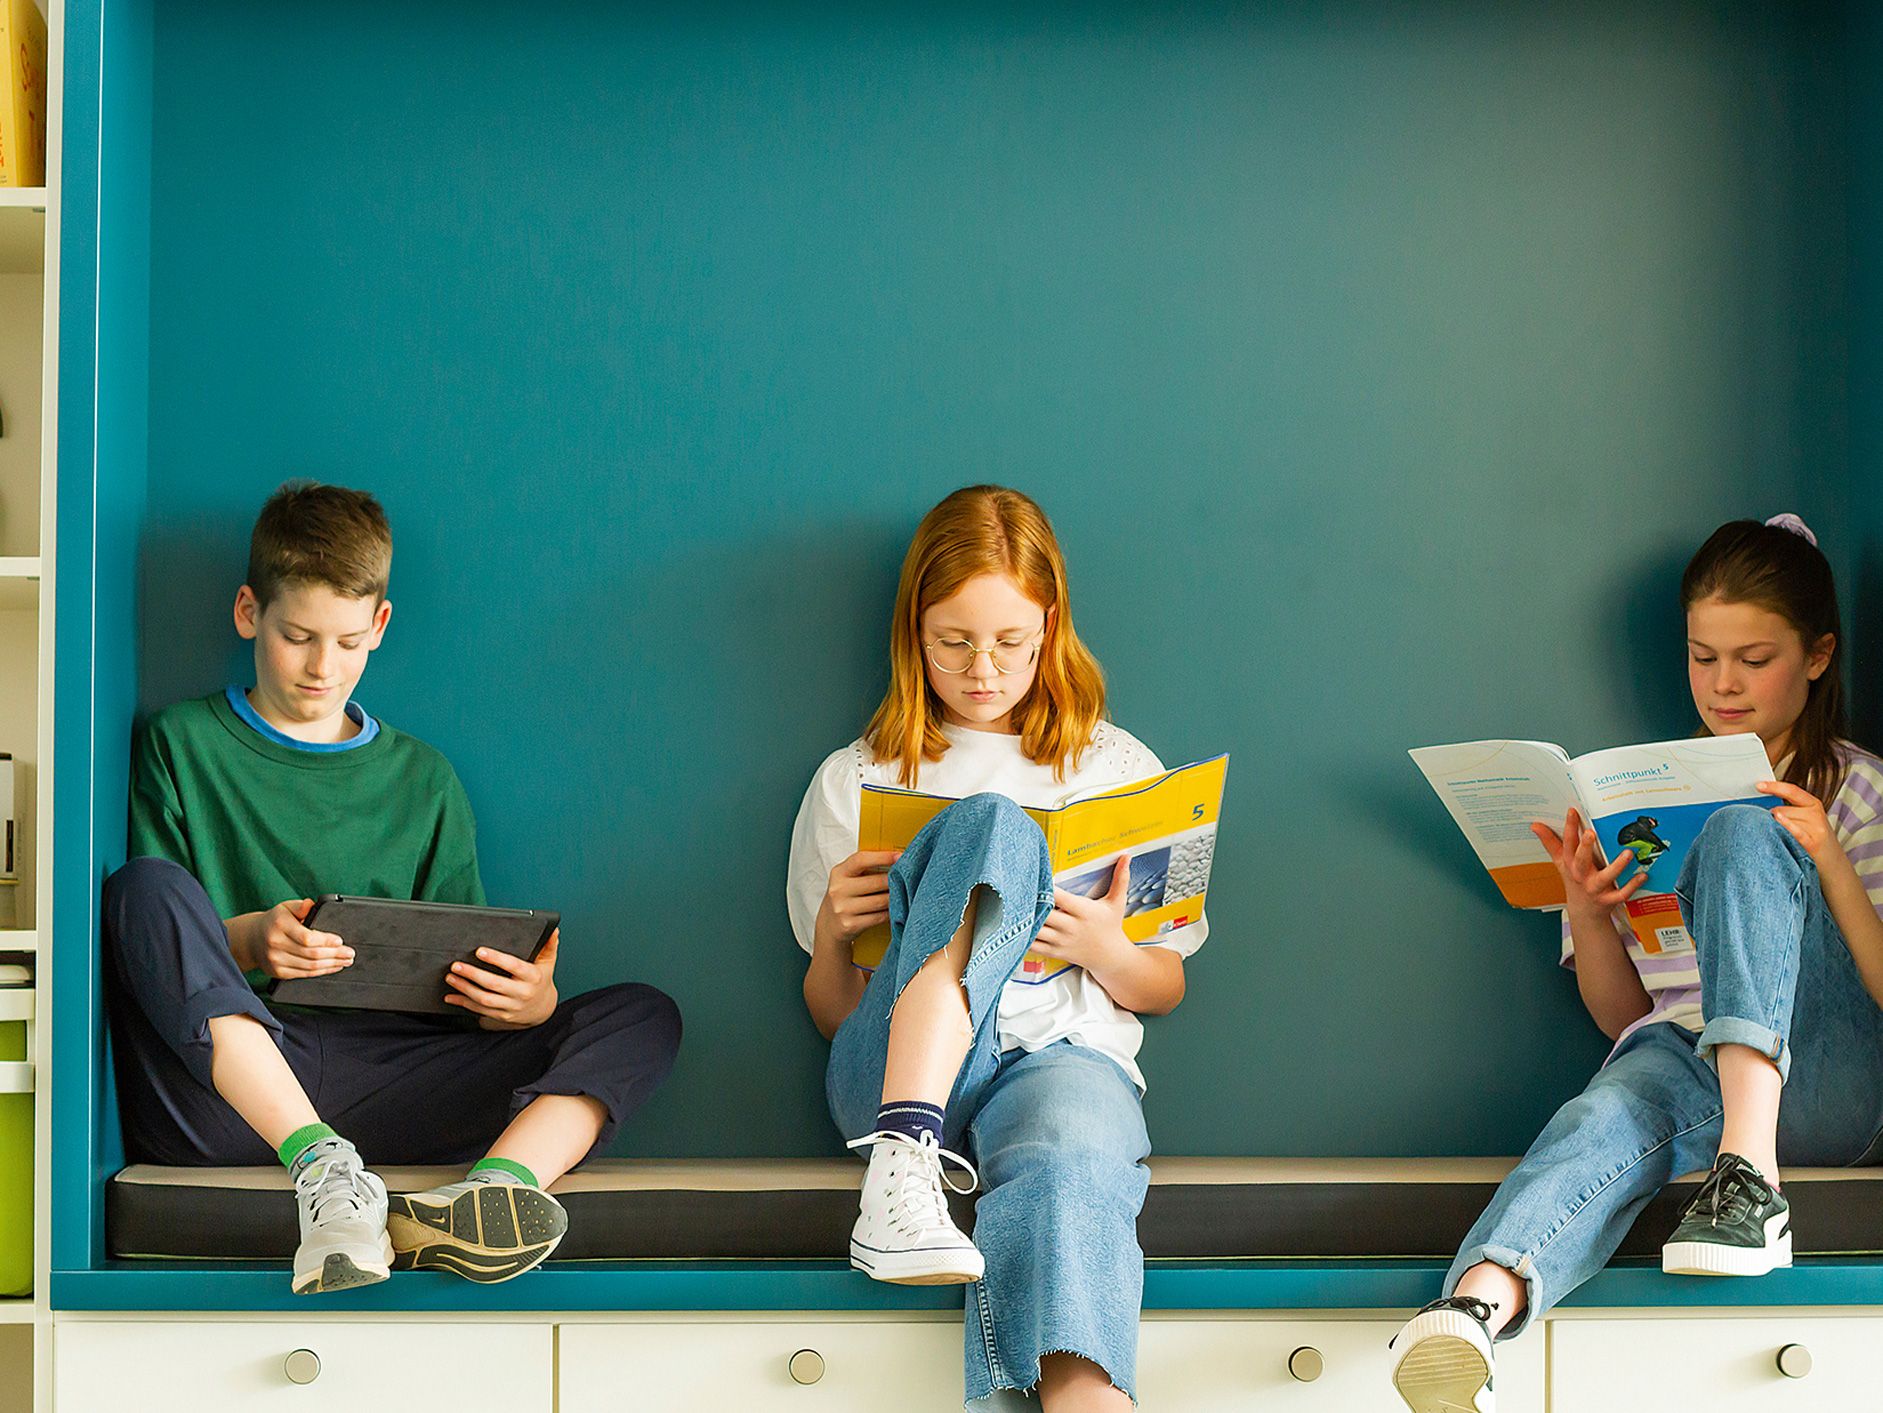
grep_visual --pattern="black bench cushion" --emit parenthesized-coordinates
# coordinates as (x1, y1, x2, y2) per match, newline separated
(107, 1157, 1883, 1263)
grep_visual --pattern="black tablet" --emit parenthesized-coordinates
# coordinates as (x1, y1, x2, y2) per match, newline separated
(268, 895, 559, 1015)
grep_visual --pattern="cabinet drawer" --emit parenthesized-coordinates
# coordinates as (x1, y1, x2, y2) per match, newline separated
(54, 1320, 551, 1410)
(561, 1314, 1547, 1411)
(1551, 1316, 1880, 1410)
(558, 1319, 962, 1413)
(1137, 1316, 1545, 1412)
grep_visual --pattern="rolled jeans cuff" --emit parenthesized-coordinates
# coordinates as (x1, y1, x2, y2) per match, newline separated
(1447, 1242, 1543, 1341)
(1695, 1016, 1789, 1084)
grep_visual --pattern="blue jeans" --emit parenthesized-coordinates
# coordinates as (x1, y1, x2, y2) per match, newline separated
(1445, 806, 1883, 1336)
(827, 793, 1153, 1411)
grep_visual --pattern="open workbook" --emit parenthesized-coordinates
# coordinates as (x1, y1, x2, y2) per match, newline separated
(1409, 733, 1776, 956)
(853, 755, 1229, 983)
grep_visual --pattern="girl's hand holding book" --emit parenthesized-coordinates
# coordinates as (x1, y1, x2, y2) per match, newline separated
(1532, 809, 1648, 916)
(1758, 779, 1849, 874)
(1032, 855, 1135, 971)
(816, 849, 903, 952)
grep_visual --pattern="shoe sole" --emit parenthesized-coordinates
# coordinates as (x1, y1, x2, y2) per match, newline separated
(386, 1185, 569, 1284)
(1662, 1229, 1793, 1277)
(1392, 1334, 1490, 1413)
(849, 1241, 984, 1286)
(292, 1245, 392, 1295)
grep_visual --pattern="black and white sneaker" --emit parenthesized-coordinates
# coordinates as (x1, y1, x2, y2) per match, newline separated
(387, 1176, 568, 1283)
(1662, 1152, 1791, 1277)
(1390, 1296, 1497, 1413)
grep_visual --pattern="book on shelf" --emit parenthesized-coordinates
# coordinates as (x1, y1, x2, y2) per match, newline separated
(0, 0, 46, 188)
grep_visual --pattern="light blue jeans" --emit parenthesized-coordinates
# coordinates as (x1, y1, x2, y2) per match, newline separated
(1446, 805, 1883, 1336)
(827, 793, 1153, 1411)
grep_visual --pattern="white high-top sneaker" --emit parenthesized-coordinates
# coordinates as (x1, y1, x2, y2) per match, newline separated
(844, 1130, 984, 1285)
(290, 1144, 392, 1295)
(1390, 1295, 1498, 1413)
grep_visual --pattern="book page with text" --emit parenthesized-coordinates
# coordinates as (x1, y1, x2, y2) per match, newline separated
(1409, 741, 1580, 909)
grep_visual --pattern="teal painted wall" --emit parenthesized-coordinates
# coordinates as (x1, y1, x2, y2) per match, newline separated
(1850, 7, 1883, 751)
(55, 0, 151, 1267)
(134, 0, 1852, 1158)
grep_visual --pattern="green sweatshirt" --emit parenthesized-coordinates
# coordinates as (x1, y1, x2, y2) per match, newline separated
(128, 692, 486, 928)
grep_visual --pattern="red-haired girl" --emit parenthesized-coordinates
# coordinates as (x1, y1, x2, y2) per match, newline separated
(788, 486, 1201, 1412)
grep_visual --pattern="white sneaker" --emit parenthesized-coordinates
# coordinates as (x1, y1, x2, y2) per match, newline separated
(290, 1144, 392, 1295)
(844, 1129, 984, 1285)
(1390, 1296, 1498, 1413)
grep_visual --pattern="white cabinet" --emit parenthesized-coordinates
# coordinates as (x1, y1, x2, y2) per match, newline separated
(558, 1318, 963, 1413)
(53, 1320, 552, 1411)
(1551, 1315, 1874, 1411)
(47, 1308, 1883, 1410)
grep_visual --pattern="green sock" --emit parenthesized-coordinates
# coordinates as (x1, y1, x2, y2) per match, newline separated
(277, 1122, 340, 1170)
(468, 1156, 540, 1188)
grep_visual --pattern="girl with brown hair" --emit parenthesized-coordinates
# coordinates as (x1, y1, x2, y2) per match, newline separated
(1391, 514, 1883, 1413)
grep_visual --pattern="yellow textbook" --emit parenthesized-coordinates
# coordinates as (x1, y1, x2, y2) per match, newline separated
(0, 0, 45, 188)
(853, 754, 1228, 984)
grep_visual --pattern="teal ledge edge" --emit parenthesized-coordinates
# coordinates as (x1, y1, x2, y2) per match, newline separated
(48, 1257, 1883, 1313)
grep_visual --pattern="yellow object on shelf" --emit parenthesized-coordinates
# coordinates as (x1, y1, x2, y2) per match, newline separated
(0, 0, 45, 188)
(0, 981, 29, 1297)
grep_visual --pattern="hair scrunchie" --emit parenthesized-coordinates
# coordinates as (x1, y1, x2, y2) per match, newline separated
(1764, 512, 1819, 547)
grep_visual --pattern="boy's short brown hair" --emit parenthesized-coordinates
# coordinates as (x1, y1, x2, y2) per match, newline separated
(246, 481, 393, 608)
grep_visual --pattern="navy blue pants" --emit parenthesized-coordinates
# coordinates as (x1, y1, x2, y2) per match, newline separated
(103, 856, 683, 1168)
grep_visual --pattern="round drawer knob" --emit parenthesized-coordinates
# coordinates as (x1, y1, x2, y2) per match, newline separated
(283, 1349, 322, 1385)
(1288, 1346, 1324, 1382)
(1776, 1343, 1813, 1379)
(788, 1348, 826, 1385)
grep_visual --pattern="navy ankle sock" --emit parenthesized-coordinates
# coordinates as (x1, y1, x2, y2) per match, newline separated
(875, 1100, 945, 1146)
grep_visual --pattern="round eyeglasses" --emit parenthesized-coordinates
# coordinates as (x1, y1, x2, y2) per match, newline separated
(924, 632, 1044, 675)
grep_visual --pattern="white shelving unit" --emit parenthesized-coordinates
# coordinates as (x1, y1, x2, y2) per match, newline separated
(0, 5, 56, 1412)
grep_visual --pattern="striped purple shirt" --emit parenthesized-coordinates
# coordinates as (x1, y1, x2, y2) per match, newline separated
(1562, 743, 1883, 1048)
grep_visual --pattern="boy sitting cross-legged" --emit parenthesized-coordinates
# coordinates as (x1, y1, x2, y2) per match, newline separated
(105, 481, 682, 1293)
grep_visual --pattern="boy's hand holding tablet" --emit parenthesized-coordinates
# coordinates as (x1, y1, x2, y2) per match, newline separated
(446, 928, 562, 1029)
(228, 898, 354, 979)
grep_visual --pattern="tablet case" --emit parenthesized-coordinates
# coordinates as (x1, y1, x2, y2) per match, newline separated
(268, 896, 559, 1015)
